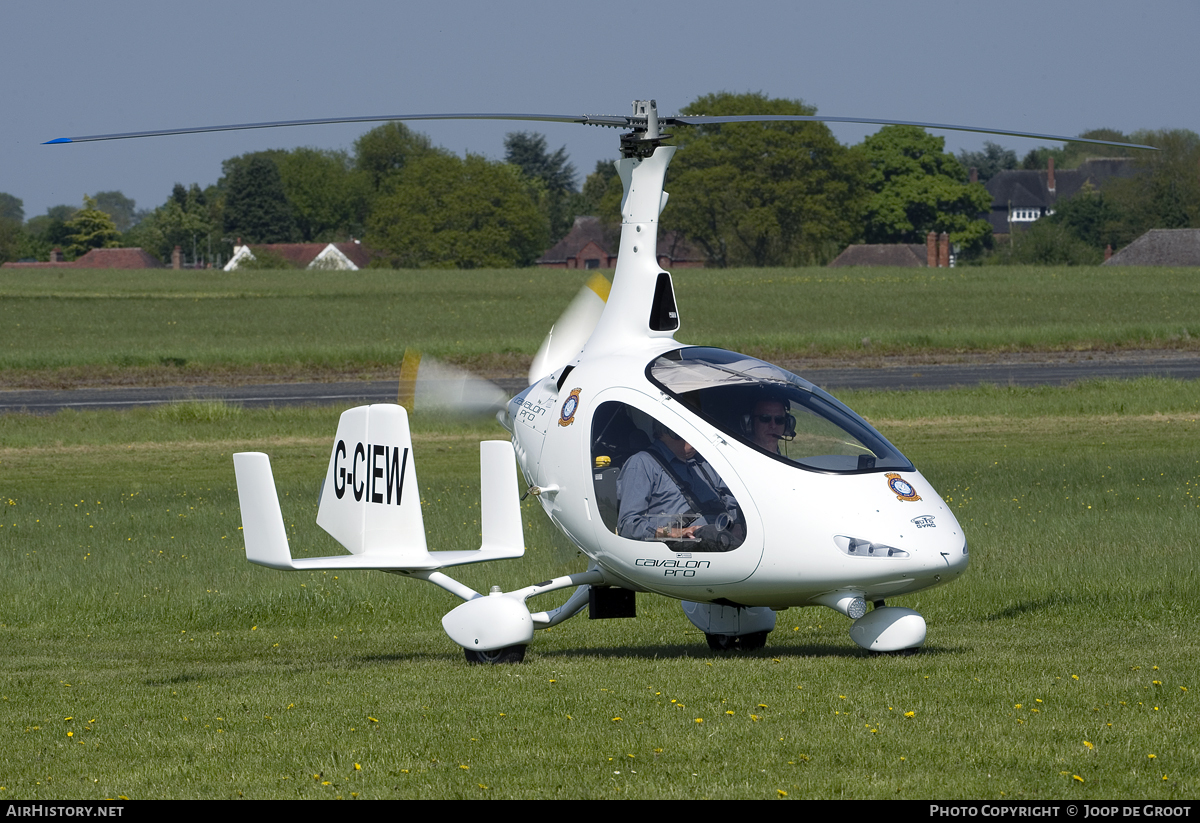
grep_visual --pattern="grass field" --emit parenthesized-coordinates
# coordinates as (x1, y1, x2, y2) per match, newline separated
(1, 379, 1197, 799)
(1, 266, 1198, 384)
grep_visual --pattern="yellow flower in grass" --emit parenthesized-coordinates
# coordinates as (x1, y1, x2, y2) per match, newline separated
(1084, 741, 1094, 750)
(1073, 775, 1084, 783)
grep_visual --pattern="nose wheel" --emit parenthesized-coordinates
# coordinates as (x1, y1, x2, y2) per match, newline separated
(464, 644, 527, 664)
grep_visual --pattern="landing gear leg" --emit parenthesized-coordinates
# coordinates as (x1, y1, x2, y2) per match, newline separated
(705, 631, 769, 652)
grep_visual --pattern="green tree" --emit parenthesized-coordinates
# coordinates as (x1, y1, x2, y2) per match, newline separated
(127, 183, 221, 265)
(0, 216, 33, 264)
(579, 158, 621, 218)
(505, 132, 576, 193)
(661, 92, 866, 267)
(957, 141, 1017, 184)
(578, 158, 623, 249)
(63, 195, 122, 259)
(367, 152, 548, 268)
(275, 147, 367, 241)
(855, 125, 992, 255)
(1043, 185, 1124, 249)
(1020, 128, 1138, 171)
(92, 191, 138, 232)
(0, 192, 24, 222)
(1102, 129, 1200, 242)
(354, 122, 436, 192)
(987, 217, 1102, 265)
(504, 131, 581, 242)
(222, 155, 298, 244)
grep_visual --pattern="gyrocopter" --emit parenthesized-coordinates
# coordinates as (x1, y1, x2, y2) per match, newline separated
(50, 100, 1153, 662)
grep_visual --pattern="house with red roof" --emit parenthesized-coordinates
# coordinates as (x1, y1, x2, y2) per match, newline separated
(224, 241, 373, 271)
(536, 216, 704, 269)
(2, 247, 162, 269)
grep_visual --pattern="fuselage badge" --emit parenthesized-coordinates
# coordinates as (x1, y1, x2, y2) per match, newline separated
(887, 473, 921, 502)
(559, 387, 582, 427)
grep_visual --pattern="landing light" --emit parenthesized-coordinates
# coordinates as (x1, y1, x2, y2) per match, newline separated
(834, 535, 909, 558)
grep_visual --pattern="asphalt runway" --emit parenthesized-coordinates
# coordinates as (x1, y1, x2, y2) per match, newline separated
(3, 353, 1198, 414)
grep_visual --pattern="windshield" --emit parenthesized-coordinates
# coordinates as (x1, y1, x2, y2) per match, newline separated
(647, 347, 913, 474)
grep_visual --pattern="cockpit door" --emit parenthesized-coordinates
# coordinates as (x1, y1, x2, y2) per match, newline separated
(584, 388, 764, 588)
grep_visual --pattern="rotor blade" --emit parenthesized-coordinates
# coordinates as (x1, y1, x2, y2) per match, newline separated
(45, 108, 1157, 152)
(43, 112, 632, 144)
(529, 273, 611, 385)
(664, 115, 1158, 150)
(397, 349, 510, 418)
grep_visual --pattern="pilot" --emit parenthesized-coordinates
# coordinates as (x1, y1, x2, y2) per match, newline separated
(746, 397, 793, 454)
(616, 423, 741, 548)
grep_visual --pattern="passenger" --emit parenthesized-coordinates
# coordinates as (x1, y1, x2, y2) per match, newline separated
(616, 423, 741, 549)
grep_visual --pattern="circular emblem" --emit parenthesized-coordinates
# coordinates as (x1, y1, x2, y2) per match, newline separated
(886, 472, 921, 502)
(558, 387, 582, 427)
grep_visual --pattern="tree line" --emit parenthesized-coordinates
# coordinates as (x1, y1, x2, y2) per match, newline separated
(3, 92, 1197, 268)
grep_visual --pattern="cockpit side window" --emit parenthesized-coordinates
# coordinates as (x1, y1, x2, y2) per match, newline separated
(591, 401, 745, 553)
(647, 347, 913, 474)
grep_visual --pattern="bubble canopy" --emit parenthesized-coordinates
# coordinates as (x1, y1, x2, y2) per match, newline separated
(646, 347, 914, 474)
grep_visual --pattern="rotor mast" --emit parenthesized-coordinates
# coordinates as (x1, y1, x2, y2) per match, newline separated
(580, 101, 681, 357)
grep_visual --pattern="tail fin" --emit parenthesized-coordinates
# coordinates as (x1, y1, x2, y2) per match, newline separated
(316, 404, 427, 558)
(233, 404, 524, 572)
(232, 452, 296, 570)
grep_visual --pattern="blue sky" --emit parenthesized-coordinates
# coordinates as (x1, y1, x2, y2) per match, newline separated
(4, 0, 1198, 219)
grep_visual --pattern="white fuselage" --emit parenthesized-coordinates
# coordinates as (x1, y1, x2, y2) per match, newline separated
(507, 347, 969, 609)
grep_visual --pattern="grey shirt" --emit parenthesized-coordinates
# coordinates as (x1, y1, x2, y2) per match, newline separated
(616, 439, 736, 541)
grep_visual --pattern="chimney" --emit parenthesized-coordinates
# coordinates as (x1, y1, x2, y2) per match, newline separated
(969, 166, 978, 184)
(1047, 156, 1056, 193)
(938, 232, 950, 268)
(927, 231, 938, 267)
(172, 245, 182, 270)
(49, 248, 63, 263)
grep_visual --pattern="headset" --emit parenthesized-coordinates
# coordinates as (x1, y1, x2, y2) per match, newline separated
(740, 395, 797, 442)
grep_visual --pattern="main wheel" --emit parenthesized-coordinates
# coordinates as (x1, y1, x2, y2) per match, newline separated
(705, 631, 769, 652)
(464, 644, 527, 665)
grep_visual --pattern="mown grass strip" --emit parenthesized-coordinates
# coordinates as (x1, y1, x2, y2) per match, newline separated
(2, 266, 1198, 378)
(0, 382, 1196, 799)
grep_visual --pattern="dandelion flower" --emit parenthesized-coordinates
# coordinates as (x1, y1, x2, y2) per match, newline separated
(694, 718, 703, 724)
(1084, 741, 1094, 750)
(1073, 775, 1084, 783)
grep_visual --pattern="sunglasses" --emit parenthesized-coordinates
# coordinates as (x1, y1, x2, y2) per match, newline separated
(756, 415, 788, 425)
